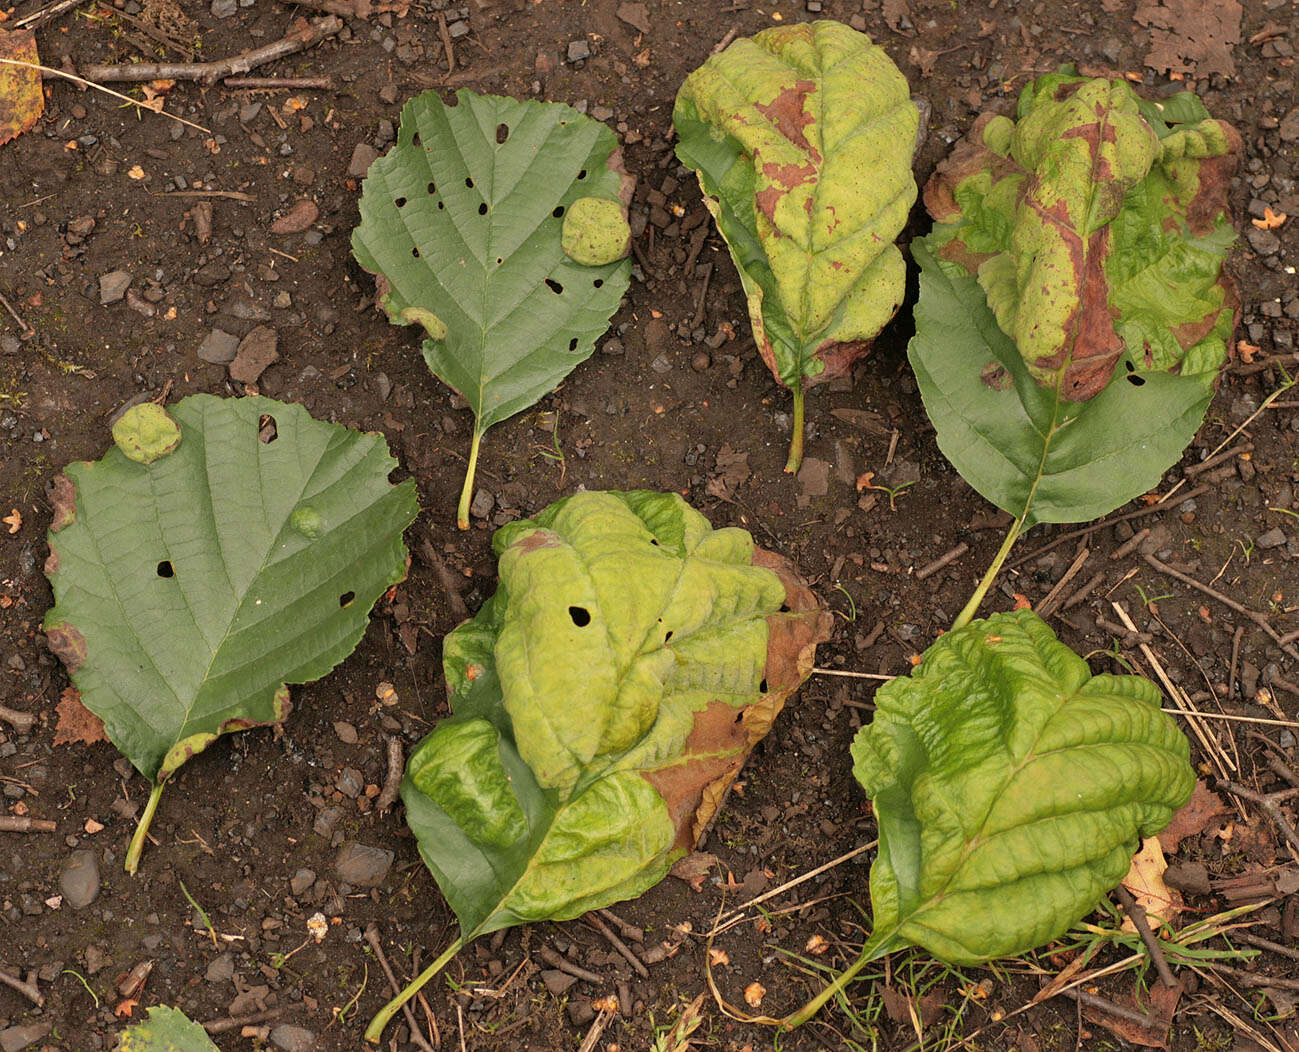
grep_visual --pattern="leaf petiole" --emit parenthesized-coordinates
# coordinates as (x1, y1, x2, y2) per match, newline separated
(951, 513, 1024, 631)
(784, 382, 805, 475)
(456, 428, 483, 531)
(125, 781, 165, 875)
(365, 934, 465, 1044)
(780, 930, 900, 1029)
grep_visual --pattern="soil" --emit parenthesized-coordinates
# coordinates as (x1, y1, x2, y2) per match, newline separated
(1, 1, 1298, 1050)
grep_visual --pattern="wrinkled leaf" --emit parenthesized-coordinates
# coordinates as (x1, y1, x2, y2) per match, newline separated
(0, 29, 43, 147)
(404, 491, 830, 940)
(351, 90, 631, 527)
(116, 1005, 218, 1051)
(44, 394, 418, 786)
(674, 20, 917, 472)
(921, 68, 1238, 404)
(851, 609, 1194, 964)
(908, 239, 1221, 525)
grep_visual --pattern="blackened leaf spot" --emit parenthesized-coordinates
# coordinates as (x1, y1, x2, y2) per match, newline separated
(496, 123, 509, 144)
(545, 278, 563, 295)
(478, 203, 488, 216)
(553, 205, 565, 218)
(339, 591, 356, 608)
(156, 560, 174, 578)
(568, 605, 591, 627)
(395, 196, 407, 208)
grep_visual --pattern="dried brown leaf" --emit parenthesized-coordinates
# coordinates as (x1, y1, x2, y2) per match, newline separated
(1135, 0, 1241, 77)
(0, 28, 43, 147)
(53, 687, 107, 747)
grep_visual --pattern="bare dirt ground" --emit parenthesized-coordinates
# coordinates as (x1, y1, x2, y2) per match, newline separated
(1, 0, 1298, 1050)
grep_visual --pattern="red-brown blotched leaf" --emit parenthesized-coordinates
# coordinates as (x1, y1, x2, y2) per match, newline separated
(0, 28, 43, 147)
(53, 687, 107, 747)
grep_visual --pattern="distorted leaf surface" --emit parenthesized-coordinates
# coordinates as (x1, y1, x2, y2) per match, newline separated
(0, 29, 43, 147)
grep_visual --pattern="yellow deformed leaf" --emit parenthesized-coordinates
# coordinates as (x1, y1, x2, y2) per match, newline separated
(1121, 836, 1182, 931)
(0, 28, 43, 147)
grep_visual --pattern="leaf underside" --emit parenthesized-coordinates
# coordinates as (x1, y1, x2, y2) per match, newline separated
(911, 69, 1239, 525)
(43, 394, 418, 783)
(402, 491, 830, 944)
(351, 90, 630, 437)
(852, 609, 1194, 964)
(673, 20, 918, 394)
(115, 1005, 219, 1051)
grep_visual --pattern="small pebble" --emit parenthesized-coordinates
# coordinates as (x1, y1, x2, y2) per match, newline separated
(690, 351, 711, 372)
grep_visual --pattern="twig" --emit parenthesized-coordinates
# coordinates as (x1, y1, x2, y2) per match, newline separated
(0, 291, 34, 337)
(1113, 884, 1177, 988)
(437, 12, 456, 73)
(12, 0, 82, 30)
(710, 24, 740, 54)
(0, 967, 43, 1006)
(161, 189, 255, 203)
(1142, 553, 1299, 663)
(6, 60, 209, 132)
(0, 816, 55, 833)
(1231, 351, 1299, 377)
(0, 703, 36, 733)
(915, 541, 969, 581)
(690, 262, 713, 331)
(1036, 547, 1089, 619)
(280, 0, 408, 16)
(714, 840, 875, 929)
(376, 737, 404, 814)
(1060, 987, 1155, 1028)
(1061, 571, 1106, 612)
(364, 925, 436, 1052)
(1110, 528, 1150, 562)
(223, 76, 334, 90)
(537, 946, 604, 986)
(1217, 780, 1299, 859)
(79, 16, 343, 84)
(1185, 442, 1253, 477)
(1230, 625, 1245, 701)
(584, 913, 648, 978)
(596, 908, 643, 944)
(1205, 962, 1299, 993)
(812, 667, 894, 680)
(1235, 931, 1299, 961)
(202, 1006, 287, 1034)
(576, 999, 618, 1052)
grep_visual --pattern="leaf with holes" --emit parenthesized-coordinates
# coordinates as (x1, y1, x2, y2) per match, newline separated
(673, 20, 918, 472)
(365, 491, 831, 1043)
(351, 90, 632, 529)
(787, 609, 1194, 1027)
(43, 396, 419, 873)
(911, 69, 1239, 527)
(116, 1005, 218, 1051)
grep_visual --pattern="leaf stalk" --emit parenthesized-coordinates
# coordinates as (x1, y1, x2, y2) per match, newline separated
(125, 781, 165, 875)
(783, 382, 805, 474)
(456, 428, 483, 531)
(364, 934, 465, 1044)
(952, 514, 1024, 631)
(781, 931, 898, 1029)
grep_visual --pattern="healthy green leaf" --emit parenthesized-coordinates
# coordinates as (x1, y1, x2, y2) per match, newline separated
(351, 90, 632, 527)
(673, 20, 918, 472)
(366, 491, 831, 1042)
(116, 1005, 218, 1051)
(851, 609, 1193, 965)
(44, 395, 418, 871)
(911, 69, 1239, 526)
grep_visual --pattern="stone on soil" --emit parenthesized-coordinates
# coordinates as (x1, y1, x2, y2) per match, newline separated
(205, 951, 235, 983)
(228, 326, 279, 384)
(0, 1024, 51, 1052)
(60, 848, 100, 908)
(197, 328, 239, 365)
(349, 143, 380, 178)
(270, 199, 319, 235)
(334, 841, 393, 887)
(269, 1025, 316, 1052)
(98, 270, 132, 305)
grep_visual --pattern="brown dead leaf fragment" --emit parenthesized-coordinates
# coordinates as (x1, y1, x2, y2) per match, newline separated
(669, 850, 717, 891)
(1122, 837, 1182, 930)
(1135, 0, 1242, 77)
(1159, 779, 1228, 853)
(270, 198, 319, 235)
(704, 444, 749, 502)
(1080, 980, 1181, 1047)
(0, 28, 43, 147)
(54, 687, 107, 747)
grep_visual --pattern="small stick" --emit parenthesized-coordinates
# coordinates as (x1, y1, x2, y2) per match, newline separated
(1113, 884, 1177, 988)
(537, 946, 604, 986)
(161, 189, 256, 202)
(0, 816, 55, 833)
(1037, 546, 1089, 619)
(1217, 780, 1299, 858)
(915, 541, 969, 581)
(1280, 627, 1299, 647)
(437, 12, 456, 73)
(584, 913, 649, 978)
(0, 967, 43, 1006)
(1110, 528, 1150, 562)
(0, 290, 34, 336)
(1061, 570, 1106, 612)
(689, 262, 713, 331)
(10, 60, 209, 132)
(1229, 625, 1244, 700)
(1142, 553, 1299, 663)
(1206, 962, 1299, 993)
(710, 24, 740, 54)
(223, 76, 334, 90)
(12, 0, 82, 30)
(812, 667, 894, 681)
(576, 998, 618, 1052)
(681, 225, 708, 276)
(596, 908, 643, 944)
(202, 1006, 287, 1034)
(376, 737, 404, 814)
(364, 925, 436, 1052)
(1234, 931, 1299, 961)
(80, 16, 343, 84)
(1185, 442, 1253, 477)
(1060, 987, 1155, 1028)
(885, 427, 900, 467)
(0, 703, 36, 733)
(1231, 351, 1299, 377)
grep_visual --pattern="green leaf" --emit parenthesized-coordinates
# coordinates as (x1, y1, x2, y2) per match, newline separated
(367, 491, 831, 1042)
(921, 68, 1238, 408)
(851, 609, 1194, 964)
(351, 90, 631, 528)
(908, 238, 1220, 526)
(673, 20, 918, 472)
(43, 395, 418, 871)
(116, 1005, 218, 1051)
